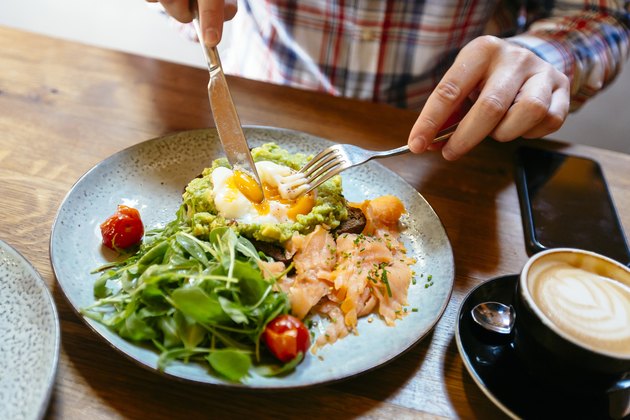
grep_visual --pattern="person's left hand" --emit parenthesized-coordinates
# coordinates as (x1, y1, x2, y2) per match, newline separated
(407, 35, 571, 160)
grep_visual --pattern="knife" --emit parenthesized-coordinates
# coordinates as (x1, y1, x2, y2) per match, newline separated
(193, 17, 264, 201)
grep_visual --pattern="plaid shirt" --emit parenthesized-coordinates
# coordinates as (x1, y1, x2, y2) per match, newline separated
(175, 1, 630, 110)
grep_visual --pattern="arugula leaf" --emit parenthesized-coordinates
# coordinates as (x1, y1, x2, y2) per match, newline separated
(173, 311, 205, 349)
(207, 349, 252, 382)
(169, 286, 230, 325)
(175, 232, 210, 267)
(254, 352, 304, 377)
(232, 260, 268, 305)
(119, 311, 158, 341)
(158, 316, 181, 348)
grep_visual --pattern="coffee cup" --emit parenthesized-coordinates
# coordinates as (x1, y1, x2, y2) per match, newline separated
(513, 248, 630, 394)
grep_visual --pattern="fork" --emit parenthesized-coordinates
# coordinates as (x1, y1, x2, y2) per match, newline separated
(280, 121, 460, 199)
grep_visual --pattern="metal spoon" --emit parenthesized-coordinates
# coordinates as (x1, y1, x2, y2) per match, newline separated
(471, 302, 515, 334)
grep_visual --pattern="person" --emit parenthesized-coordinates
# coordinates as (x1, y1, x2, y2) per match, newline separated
(147, 0, 629, 161)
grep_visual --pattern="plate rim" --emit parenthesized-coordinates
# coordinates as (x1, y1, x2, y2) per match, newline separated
(0, 238, 60, 419)
(50, 126, 455, 389)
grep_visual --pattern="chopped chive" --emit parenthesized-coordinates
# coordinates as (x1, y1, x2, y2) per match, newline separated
(379, 263, 392, 298)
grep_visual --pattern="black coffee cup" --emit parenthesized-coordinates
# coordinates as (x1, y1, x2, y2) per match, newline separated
(513, 248, 630, 396)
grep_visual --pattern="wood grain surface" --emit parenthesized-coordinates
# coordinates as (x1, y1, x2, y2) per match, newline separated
(1, 26, 628, 420)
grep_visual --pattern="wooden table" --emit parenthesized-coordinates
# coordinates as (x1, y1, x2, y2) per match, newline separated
(1, 25, 629, 419)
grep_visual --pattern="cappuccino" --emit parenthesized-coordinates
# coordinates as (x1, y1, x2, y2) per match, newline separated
(526, 252, 630, 358)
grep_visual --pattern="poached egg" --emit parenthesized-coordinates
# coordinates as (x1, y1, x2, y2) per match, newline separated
(211, 161, 315, 224)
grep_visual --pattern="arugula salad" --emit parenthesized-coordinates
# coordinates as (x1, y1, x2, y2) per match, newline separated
(83, 207, 302, 382)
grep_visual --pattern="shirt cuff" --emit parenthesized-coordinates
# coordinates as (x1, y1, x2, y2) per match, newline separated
(506, 10, 630, 110)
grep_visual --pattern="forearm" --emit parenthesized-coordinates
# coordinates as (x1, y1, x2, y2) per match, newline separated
(507, 1, 630, 110)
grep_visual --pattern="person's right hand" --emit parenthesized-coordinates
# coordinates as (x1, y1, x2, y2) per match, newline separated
(146, 0, 238, 47)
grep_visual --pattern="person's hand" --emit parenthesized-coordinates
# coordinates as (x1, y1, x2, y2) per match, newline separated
(146, 0, 238, 47)
(408, 35, 570, 161)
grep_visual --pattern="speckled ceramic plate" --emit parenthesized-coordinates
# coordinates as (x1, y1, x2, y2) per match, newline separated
(0, 239, 60, 419)
(50, 126, 454, 389)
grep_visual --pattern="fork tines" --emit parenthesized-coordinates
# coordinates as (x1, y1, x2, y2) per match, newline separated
(300, 148, 347, 192)
(279, 145, 346, 199)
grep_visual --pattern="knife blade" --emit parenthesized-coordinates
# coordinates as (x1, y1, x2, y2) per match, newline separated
(193, 18, 264, 201)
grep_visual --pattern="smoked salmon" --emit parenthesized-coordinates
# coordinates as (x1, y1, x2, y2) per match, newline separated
(278, 195, 414, 351)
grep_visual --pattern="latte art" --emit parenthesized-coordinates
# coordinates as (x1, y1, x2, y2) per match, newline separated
(528, 260, 630, 358)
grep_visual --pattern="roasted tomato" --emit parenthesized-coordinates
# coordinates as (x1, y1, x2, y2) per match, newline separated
(262, 314, 310, 362)
(100, 205, 144, 249)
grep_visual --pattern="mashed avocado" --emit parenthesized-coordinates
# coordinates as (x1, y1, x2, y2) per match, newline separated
(182, 143, 348, 244)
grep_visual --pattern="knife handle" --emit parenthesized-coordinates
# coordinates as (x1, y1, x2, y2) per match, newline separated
(203, 43, 222, 73)
(192, 17, 222, 73)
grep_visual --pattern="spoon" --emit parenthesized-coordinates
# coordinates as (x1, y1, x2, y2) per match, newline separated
(471, 302, 515, 334)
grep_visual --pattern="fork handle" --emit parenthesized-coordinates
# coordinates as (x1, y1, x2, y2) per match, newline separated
(378, 121, 458, 157)
(432, 121, 459, 143)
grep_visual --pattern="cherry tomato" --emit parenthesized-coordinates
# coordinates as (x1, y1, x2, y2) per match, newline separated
(100, 205, 144, 249)
(262, 314, 310, 362)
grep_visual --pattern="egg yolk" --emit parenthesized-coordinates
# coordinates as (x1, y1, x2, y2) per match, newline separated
(287, 194, 315, 220)
(233, 170, 265, 204)
(228, 171, 315, 220)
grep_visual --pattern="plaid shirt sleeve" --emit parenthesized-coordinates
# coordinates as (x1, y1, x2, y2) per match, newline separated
(507, 1, 630, 110)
